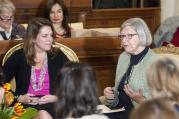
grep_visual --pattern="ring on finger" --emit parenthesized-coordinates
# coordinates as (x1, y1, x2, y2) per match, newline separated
(29, 99, 32, 103)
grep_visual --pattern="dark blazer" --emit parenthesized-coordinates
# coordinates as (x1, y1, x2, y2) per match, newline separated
(3, 48, 69, 95)
(0, 23, 26, 40)
(11, 23, 26, 40)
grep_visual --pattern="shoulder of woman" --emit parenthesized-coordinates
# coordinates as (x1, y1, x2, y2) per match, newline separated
(3, 48, 24, 66)
(146, 48, 158, 59)
(48, 48, 68, 60)
(12, 23, 26, 30)
(10, 48, 24, 57)
(141, 49, 158, 66)
(118, 51, 130, 61)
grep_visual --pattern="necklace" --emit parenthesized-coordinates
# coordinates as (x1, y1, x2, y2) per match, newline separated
(30, 55, 48, 91)
(124, 53, 146, 85)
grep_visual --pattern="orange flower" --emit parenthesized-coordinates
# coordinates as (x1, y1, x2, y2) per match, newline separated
(5, 91, 14, 106)
(14, 103, 26, 117)
(3, 83, 11, 92)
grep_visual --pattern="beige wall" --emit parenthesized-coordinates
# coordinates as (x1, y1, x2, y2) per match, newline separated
(161, 0, 179, 22)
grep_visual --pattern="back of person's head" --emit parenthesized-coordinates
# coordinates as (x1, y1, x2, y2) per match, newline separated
(120, 17, 152, 46)
(146, 56, 179, 102)
(24, 17, 54, 65)
(130, 98, 179, 119)
(0, 0, 15, 14)
(55, 62, 99, 118)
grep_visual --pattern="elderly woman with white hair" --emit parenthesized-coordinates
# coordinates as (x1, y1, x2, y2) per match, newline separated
(103, 18, 158, 117)
(0, 0, 26, 40)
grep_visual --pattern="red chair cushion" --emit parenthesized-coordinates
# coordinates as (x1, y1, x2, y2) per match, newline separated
(162, 27, 179, 46)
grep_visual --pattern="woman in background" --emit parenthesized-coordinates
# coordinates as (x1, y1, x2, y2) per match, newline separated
(3, 17, 69, 118)
(0, 0, 26, 40)
(45, 0, 71, 38)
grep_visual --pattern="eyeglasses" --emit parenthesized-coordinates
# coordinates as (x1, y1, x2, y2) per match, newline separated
(118, 34, 137, 40)
(0, 16, 14, 22)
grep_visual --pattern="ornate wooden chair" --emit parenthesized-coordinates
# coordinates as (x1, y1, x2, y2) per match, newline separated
(153, 44, 179, 58)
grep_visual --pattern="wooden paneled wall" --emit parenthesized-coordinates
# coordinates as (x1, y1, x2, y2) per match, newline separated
(82, 8, 161, 34)
(12, 0, 92, 23)
(11, 0, 160, 33)
(0, 37, 122, 96)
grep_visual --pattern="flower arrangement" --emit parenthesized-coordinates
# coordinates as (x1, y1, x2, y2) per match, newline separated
(0, 83, 38, 119)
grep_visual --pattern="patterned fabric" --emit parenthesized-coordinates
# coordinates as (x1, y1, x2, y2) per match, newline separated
(106, 48, 158, 108)
(3, 48, 69, 95)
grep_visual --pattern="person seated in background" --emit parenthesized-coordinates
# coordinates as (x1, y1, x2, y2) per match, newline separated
(54, 62, 108, 119)
(130, 98, 179, 119)
(153, 16, 179, 47)
(45, 0, 71, 38)
(0, 0, 26, 40)
(2, 17, 69, 118)
(103, 18, 158, 119)
(146, 56, 179, 112)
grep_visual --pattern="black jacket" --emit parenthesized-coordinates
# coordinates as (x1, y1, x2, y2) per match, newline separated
(0, 23, 26, 40)
(3, 48, 69, 95)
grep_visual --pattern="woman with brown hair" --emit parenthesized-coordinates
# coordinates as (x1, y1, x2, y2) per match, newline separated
(3, 17, 69, 118)
(45, 0, 71, 38)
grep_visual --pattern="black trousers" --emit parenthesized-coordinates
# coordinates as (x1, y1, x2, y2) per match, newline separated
(24, 103, 55, 118)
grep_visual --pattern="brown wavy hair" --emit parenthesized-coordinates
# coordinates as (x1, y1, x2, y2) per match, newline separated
(23, 17, 55, 65)
(45, 0, 71, 37)
(55, 62, 100, 118)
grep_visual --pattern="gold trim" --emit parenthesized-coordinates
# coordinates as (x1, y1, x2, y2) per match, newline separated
(2, 42, 79, 66)
(153, 44, 179, 55)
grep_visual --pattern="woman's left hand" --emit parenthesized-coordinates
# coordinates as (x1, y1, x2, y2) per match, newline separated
(123, 84, 145, 104)
(38, 95, 58, 105)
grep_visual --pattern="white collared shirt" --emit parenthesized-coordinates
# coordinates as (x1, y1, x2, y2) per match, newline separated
(0, 26, 12, 40)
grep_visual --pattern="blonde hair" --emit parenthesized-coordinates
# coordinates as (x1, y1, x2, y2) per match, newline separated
(130, 98, 179, 119)
(0, 0, 16, 14)
(146, 56, 179, 102)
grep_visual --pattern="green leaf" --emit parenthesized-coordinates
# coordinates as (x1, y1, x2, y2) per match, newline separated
(6, 107, 14, 116)
(19, 107, 38, 119)
(0, 111, 11, 119)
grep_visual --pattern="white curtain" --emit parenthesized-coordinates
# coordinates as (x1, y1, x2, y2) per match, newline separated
(161, 0, 179, 22)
